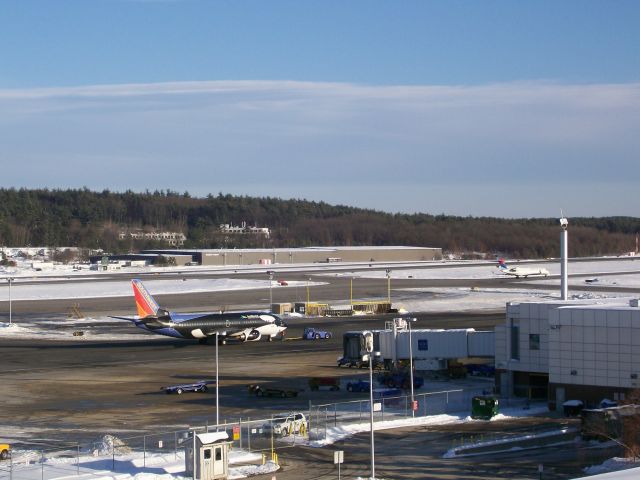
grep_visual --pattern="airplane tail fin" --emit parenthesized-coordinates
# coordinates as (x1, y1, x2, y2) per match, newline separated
(132, 279, 161, 318)
(497, 258, 508, 270)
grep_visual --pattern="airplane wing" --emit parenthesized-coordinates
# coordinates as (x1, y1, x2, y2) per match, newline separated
(109, 315, 140, 322)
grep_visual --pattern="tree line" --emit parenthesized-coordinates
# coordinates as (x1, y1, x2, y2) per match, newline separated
(0, 188, 637, 258)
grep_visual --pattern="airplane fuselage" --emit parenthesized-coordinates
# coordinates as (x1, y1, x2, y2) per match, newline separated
(502, 267, 549, 278)
(135, 311, 286, 341)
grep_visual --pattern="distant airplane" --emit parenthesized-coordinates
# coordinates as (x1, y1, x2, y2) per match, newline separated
(112, 279, 287, 343)
(496, 259, 549, 278)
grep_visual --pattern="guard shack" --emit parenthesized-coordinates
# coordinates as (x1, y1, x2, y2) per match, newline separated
(185, 431, 231, 480)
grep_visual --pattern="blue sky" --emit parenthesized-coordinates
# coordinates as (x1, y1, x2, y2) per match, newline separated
(1, 0, 639, 217)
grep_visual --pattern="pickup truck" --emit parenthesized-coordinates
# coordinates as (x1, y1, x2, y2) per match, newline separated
(0, 444, 9, 460)
(161, 380, 212, 394)
(248, 384, 300, 398)
(303, 327, 332, 340)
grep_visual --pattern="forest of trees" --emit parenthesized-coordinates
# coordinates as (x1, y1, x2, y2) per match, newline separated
(0, 188, 637, 259)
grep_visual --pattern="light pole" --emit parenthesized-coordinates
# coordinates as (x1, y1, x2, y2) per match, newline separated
(408, 318, 417, 417)
(7, 277, 14, 325)
(560, 216, 569, 301)
(306, 276, 310, 314)
(215, 331, 219, 427)
(362, 330, 375, 480)
(267, 270, 274, 312)
(385, 269, 391, 306)
(349, 277, 353, 307)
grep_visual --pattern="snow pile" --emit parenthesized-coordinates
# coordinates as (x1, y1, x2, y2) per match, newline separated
(0, 322, 33, 335)
(443, 426, 575, 458)
(229, 460, 279, 479)
(91, 434, 132, 456)
(308, 403, 549, 448)
(583, 457, 640, 475)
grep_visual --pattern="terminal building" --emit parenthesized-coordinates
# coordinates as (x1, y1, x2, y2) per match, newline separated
(495, 298, 640, 410)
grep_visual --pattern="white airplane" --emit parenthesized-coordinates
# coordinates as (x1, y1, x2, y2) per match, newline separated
(496, 259, 549, 278)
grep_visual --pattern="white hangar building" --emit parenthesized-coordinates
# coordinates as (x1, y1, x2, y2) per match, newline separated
(495, 298, 640, 410)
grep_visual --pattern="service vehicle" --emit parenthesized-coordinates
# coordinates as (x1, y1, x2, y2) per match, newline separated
(308, 377, 340, 391)
(338, 331, 385, 369)
(303, 327, 332, 340)
(248, 384, 300, 398)
(161, 380, 212, 394)
(0, 443, 10, 460)
(378, 372, 424, 390)
(346, 379, 371, 392)
(262, 412, 307, 437)
(465, 364, 496, 377)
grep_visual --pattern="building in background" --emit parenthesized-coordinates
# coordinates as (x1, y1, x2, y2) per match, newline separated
(141, 246, 442, 266)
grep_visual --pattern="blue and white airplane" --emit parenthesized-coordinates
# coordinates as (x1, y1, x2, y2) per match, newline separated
(497, 258, 549, 278)
(113, 279, 287, 343)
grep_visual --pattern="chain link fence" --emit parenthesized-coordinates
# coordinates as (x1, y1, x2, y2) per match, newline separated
(0, 388, 528, 480)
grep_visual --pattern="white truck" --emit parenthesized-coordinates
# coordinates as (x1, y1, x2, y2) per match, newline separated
(262, 412, 307, 437)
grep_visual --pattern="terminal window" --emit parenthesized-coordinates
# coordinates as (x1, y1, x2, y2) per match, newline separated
(510, 319, 520, 360)
(529, 334, 540, 350)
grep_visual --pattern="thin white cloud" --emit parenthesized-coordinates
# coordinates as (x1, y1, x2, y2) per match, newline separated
(0, 80, 638, 216)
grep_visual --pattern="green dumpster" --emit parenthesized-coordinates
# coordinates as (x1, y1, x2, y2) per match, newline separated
(471, 396, 499, 420)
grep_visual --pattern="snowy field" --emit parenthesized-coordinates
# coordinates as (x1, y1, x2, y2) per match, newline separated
(347, 258, 640, 286)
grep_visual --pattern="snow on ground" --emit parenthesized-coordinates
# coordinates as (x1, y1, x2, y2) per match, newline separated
(347, 258, 640, 285)
(9, 403, 623, 480)
(7, 441, 274, 480)
(0, 277, 312, 302)
(305, 403, 550, 448)
(394, 286, 630, 313)
(577, 457, 640, 479)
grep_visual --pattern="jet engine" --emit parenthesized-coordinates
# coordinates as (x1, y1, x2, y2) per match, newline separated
(246, 329, 262, 341)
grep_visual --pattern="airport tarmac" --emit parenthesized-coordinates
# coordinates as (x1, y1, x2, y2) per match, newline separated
(1, 264, 634, 479)
(1, 312, 502, 441)
(1, 309, 622, 480)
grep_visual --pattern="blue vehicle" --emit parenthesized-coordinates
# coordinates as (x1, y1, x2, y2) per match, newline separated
(373, 388, 403, 405)
(161, 380, 213, 395)
(346, 379, 371, 392)
(303, 327, 332, 340)
(466, 364, 496, 377)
